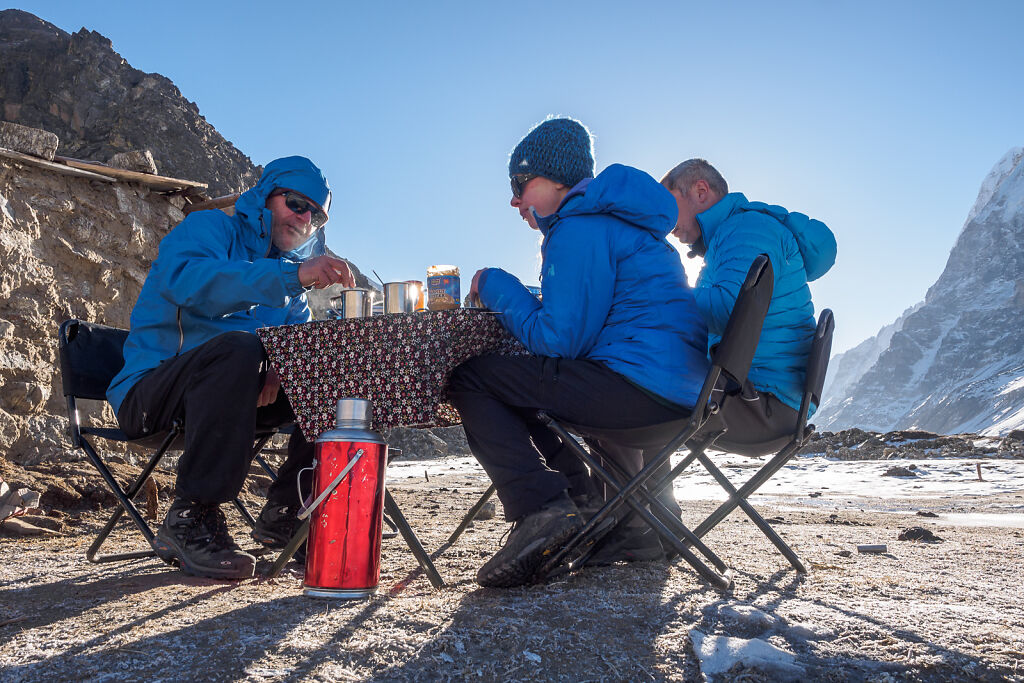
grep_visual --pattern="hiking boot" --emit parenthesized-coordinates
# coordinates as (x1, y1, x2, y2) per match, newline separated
(154, 498, 256, 579)
(252, 501, 301, 548)
(252, 500, 306, 563)
(571, 493, 605, 520)
(477, 494, 584, 588)
(585, 523, 665, 567)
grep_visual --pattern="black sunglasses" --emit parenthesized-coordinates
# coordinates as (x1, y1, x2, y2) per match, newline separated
(510, 173, 538, 199)
(278, 190, 328, 228)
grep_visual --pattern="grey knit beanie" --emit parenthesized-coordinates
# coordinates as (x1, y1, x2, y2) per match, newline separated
(509, 117, 595, 188)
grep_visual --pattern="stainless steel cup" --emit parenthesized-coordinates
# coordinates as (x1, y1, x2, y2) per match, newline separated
(383, 282, 417, 314)
(329, 289, 373, 318)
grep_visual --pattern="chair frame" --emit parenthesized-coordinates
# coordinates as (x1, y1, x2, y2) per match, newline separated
(59, 319, 284, 565)
(531, 254, 779, 589)
(681, 307, 835, 572)
(538, 257, 835, 585)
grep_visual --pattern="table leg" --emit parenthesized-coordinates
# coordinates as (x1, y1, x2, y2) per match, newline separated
(384, 488, 446, 589)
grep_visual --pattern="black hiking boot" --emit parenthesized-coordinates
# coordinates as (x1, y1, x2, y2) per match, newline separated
(252, 500, 306, 563)
(154, 498, 256, 579)
(584, 523, 665, 566)
(476, 494, 583, 588)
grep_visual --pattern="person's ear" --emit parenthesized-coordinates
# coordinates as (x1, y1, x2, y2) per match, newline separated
(693, 179, 711, 203)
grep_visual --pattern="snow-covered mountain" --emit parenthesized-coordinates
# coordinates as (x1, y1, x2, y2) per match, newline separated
(817, 147, 1024, 436)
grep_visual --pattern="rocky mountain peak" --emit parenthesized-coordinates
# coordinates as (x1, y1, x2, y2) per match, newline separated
(817, 147, 1024, 435)
(967, 146, 1024, 225)
(0, 9, 258, 196)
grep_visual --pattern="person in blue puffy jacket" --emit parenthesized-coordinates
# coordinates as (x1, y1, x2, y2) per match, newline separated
(447, 118, 710, 587)
(661, 159, 836, 455)
(107, 156, 355, 579)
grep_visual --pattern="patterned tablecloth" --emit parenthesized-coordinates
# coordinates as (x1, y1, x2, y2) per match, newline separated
(257, 309, 527, 440)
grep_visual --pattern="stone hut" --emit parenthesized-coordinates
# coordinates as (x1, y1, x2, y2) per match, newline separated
(0, 122, 209, 465)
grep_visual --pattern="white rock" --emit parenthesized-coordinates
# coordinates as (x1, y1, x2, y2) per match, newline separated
(689, 629, 805, 682)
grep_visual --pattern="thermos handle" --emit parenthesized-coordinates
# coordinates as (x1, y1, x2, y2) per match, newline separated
(296, 448, 365, 521)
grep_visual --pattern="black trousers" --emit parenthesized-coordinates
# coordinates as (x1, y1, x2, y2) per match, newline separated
(447, 354, 690, 520)
(116, 331, 314, 505)
(711, 385, 799, 456)
(607, 385, 800, 520)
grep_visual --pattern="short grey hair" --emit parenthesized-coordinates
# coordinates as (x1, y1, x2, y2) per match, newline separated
(661, 159, 728, 198)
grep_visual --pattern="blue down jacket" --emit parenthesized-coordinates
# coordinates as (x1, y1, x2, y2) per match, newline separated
(107, 156, 332, 414)
(694, 192, 836, 413)
(478, 164, 709, 409)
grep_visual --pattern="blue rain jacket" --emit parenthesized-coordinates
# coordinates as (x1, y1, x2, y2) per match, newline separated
(478, 164, 710, 409)
(694, 192, 836, 413)
(107, 156, 332, 413)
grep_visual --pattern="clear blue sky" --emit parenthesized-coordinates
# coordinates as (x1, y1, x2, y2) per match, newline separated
(15, 1, 1024, 353)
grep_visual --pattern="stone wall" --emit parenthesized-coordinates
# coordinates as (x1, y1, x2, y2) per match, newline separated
(0, 155, 184, 464)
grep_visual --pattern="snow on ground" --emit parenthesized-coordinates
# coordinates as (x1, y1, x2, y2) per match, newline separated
(389, 453, 1024, 526)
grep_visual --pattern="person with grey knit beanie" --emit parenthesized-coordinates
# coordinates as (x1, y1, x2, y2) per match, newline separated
(448, 116, 709, 588)
(501, 117, 595, 232)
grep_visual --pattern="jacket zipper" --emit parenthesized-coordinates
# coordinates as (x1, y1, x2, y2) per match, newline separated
(175, 307, 184, 356)
(260, 214, 271, 257)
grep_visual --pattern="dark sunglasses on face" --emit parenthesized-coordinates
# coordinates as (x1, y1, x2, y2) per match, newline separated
(278, 190, 328, 228)
(510, 173, 538, 199)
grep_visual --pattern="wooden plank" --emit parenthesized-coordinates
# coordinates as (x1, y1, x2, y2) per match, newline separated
(183, 193, 239, 215)
(0, 147, 114, 182)
(54, 155, 208, 192)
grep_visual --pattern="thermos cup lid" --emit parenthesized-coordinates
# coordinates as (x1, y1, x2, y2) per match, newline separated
(335, 398, 373, 428)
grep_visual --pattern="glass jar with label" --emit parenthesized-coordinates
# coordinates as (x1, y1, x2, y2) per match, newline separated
(426, 265, 460, 311)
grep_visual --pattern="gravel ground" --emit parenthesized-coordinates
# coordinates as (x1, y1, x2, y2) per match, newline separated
(1, 456, 1023, 682)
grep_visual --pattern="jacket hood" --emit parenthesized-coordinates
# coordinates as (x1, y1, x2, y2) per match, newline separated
(234, 156, 332, 260)
(698, 192, 837, 281)
(535, 164, 677, 238)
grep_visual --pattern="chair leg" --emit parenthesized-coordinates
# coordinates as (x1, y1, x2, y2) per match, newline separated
(233, 437, 285, 529)
(232, 498, 258, 528)
(253, 451, 279, 481)
(446, 483, 496, 546)
(692, 448, 807, 573)
(384, 489, 445, 589)
(692, 441, 800, 538)
(537, 419, 732, 590)
(84, 428, 180, 564)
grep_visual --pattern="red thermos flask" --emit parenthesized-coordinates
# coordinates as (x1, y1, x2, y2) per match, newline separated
(303, 398, 388, 599)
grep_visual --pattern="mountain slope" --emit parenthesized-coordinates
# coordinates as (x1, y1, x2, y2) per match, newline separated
(818, 147, 1024, 435)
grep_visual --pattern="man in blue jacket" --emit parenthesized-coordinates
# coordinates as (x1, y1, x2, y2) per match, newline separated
(448, 118, 709, 587)
(107, 156, 355, 579)
(661, 159, 836, 454)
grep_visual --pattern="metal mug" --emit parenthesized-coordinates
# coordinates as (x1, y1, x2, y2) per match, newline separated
(383, 282, 418, 314)
(329, 289, 372, 318)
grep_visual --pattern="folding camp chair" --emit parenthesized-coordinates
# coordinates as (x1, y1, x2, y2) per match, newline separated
(681, 307, 835, 573)
(529, 254, 778, 589)
(58, 318, 285, 565)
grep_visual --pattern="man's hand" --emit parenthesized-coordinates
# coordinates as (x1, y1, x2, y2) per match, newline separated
(468, 268, 488, 306)
(298, 255, 356, 289)
(258, 368, 281, 408)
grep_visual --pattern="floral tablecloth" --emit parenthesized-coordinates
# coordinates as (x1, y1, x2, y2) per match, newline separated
(257, 309, 527, 440)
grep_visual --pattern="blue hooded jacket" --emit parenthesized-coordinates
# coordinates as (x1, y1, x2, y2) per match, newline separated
(478, 164, 710, 409)
(107, 156, 332, 414)
(694, 192, 836, 413)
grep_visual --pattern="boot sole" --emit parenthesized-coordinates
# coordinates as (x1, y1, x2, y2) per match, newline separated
(477, 516, 584, 588)
(153, 537, 255, 580)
